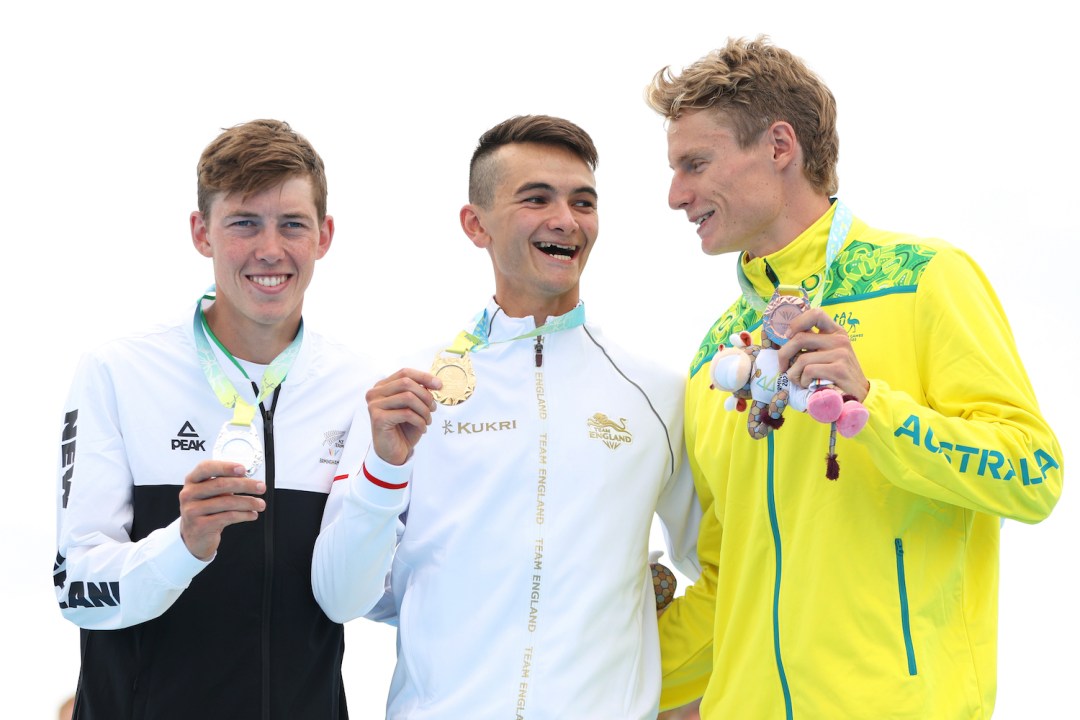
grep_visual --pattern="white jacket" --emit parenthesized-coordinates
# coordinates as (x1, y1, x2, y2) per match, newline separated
(313, 301, 701, 720)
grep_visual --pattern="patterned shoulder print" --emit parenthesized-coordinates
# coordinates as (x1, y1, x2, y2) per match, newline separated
(689, 240, 938, 378)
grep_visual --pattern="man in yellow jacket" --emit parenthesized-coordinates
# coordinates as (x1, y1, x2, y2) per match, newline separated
(646, 37, 1063, 719)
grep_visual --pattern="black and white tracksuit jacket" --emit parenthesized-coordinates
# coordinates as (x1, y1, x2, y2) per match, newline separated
(53, 302, 374, 720)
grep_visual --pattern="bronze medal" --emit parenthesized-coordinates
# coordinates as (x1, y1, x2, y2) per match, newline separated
(763, 287, 810, 345)
(430, 352, 476, 406)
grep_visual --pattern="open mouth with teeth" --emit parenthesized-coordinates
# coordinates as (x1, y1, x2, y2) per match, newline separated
(696, 211, 714, 228)
(249, 274, 290, 287)
(534, 241, 578, 259)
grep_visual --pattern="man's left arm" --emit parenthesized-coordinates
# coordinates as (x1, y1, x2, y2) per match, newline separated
(783, 248, 1062, 522)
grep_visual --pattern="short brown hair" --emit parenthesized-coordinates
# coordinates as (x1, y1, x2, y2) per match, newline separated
(646, 36, 839, 195)
(468, 115, 598, 207)
(196, 119, 328, 220)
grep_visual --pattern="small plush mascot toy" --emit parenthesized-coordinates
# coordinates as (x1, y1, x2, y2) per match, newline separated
(709, 330, 868, 479)
(649, 551, 677, 614)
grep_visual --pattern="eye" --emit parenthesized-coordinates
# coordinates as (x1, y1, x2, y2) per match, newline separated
(573, 198, 596, 210)
(690, 159, 708, 173)
(230, 219, 257, 228)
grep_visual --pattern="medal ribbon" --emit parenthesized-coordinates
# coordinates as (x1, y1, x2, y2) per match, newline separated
(737, 200, 853, 312)
(192, 288, 304, 426)
(442, 302, 586, 357)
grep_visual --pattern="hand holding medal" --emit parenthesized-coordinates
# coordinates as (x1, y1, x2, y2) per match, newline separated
(179, 459, 266, 560)
(367, 368, 443, 466)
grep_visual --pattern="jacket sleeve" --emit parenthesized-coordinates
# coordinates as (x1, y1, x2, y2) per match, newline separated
(53, 352, 208, 630)
(311, 412, 409, 624)
(858, 246, 1063, 521)
(653, 375, 703, 582)
(654, 449, 702, 582)
(656, 388, 717, 710)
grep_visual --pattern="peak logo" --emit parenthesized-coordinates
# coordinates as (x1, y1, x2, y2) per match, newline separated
(587, 413, 633, 450)
(319, 430, 347, 465)
(171, 421, 206, 452)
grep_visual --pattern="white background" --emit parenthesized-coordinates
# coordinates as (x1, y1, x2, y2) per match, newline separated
(3, 1, 1075, 718)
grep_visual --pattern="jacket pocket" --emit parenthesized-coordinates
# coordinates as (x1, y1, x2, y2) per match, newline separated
(893, 538, 918, 676)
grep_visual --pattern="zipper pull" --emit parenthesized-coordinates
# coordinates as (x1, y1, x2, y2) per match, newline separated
(534, 336, 544, 368)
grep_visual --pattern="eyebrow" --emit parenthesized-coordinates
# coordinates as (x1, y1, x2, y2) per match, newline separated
(670, 147, 712, 168)
(514, 181, 598, 199)
(221, 211, 314, 221)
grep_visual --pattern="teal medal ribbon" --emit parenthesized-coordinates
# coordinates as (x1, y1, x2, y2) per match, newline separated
(192, 287, 304, 475)
(465, 302, 585, 350)
(737, 200, 853, 345)
(429, 302, 586, 406)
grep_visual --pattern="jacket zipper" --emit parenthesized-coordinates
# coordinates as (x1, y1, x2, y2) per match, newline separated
(258, 384, 280, 720)
(766, 435, 794, 719)
(534, 335, 544, 367)
(894, 538, 918, 675)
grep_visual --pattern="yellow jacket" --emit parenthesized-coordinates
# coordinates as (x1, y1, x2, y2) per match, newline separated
(661, 206, 1062, 719)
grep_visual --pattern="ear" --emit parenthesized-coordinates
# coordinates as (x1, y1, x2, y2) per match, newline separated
(767, 121, 800, 171)
(190, 211, 213, 258)
(315, 215, 334, 260)
(460, 204, 491, 249)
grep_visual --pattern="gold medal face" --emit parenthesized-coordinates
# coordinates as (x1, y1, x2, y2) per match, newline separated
(430, 352, 476, 406)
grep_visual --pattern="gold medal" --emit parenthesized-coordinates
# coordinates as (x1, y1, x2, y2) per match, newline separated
(430, 352, 476, 406)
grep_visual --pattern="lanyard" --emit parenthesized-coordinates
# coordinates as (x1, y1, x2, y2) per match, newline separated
(737, 200, 853, 312)
(443, 302, 586, 357)
(192, 289, 303, 427)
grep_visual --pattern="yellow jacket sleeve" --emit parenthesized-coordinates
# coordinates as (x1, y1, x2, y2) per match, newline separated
(857, 245, 1062, 521)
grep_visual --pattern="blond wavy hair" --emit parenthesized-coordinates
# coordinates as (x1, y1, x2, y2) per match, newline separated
(646, 36, 839, 195)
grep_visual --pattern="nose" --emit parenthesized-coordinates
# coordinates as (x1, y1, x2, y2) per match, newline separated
(253, 227, 286, 263)
(546, 199, 579, 233)
(668, 174, 691, 210)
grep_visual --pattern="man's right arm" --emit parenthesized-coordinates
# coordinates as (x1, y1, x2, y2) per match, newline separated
(53, 353, 213, 630)
(311, 368, 439, 623)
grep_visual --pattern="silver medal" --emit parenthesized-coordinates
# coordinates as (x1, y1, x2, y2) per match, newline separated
(213, 422, 264, 477)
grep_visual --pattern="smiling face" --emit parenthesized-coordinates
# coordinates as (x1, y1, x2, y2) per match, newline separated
(666, 110, 788, 258)
(460, 142, 598, 322)
(190, 175, 333, 361)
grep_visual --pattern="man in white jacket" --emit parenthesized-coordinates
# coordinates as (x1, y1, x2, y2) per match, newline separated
(313, 115, 700, 719)
(54, 119, 372, 720)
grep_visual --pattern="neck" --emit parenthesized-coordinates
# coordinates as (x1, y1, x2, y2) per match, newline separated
(745, 192, 833, 261)
(493, 293, 579, 328)
(204, 305, 299, 364)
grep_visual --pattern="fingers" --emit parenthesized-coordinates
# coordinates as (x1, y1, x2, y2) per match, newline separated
(777, 309, 869, 401)
(367, 368, 443, 466)
(180, 461, 267, 560)
(367, 369, 441, 415)
(183, 460, 265, 496)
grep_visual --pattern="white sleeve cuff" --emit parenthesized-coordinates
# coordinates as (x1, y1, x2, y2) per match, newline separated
(150, 520, 213, 587)
(349, 447, 412, 510)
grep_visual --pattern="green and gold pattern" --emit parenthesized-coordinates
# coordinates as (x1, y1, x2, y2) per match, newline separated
(690, 241, 938, 378)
